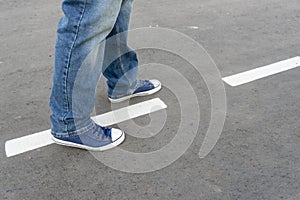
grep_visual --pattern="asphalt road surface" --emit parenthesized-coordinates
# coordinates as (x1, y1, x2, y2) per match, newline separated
(1, 0, 299, 199)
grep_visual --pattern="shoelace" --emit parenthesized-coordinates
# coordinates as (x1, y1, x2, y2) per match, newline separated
(94, 125, 111, 138)
(138, 80, 152, 88)
(102, 126, 112, 137)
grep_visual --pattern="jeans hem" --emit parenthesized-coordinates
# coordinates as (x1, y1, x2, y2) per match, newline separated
(51, 120, 95, 138)
(108, 79, 138, 99)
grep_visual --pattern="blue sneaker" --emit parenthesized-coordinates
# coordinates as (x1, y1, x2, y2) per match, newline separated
(51, 123, 125, 151)
(108, 79, 161, 103)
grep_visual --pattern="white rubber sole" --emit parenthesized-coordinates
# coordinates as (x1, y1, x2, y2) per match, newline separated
(51, 131, 125, 151)
(108, 80, 162, 103)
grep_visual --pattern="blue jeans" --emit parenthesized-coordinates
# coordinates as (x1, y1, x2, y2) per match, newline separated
(50, 0, 138, 137)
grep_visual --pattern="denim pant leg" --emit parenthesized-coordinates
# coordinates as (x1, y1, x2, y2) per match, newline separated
(103, 0, 139, 99)
(50, 0, 123, 136)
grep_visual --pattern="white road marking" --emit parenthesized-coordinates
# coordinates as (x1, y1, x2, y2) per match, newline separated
(187, 26, 199, 30)
(222, 56, 300, 86)
(5, 130, 54, 158)
(5, 98, 167, 157)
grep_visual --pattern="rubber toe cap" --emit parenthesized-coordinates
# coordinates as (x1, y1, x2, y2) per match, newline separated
(111, 128, 124, 142)
(150, 79, 161, 88)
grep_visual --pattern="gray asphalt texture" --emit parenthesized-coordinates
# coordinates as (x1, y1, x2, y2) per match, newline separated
(1, 0, 300, 199)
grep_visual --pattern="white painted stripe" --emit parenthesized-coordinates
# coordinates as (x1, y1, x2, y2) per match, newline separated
(186, 26, 199, 30)
(222, 56, 300, 86)
(93, 98, 167, 126)
(5, 130, 54, 158)
(5, 98, 167, 157)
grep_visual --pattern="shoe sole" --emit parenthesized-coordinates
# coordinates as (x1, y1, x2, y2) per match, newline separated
(108, 83, 162, 103)
(51, 132, 125, 151)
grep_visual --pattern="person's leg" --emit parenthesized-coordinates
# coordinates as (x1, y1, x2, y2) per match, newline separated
(102, 0, 162, 102)
(102, 0, 139, 99)
(49, 0, 124, 149)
